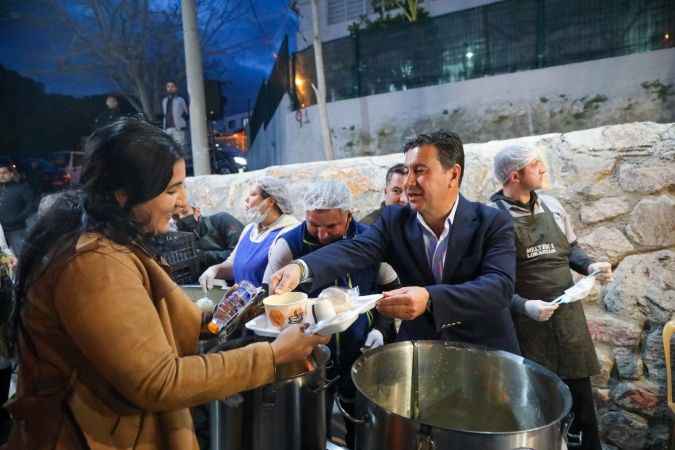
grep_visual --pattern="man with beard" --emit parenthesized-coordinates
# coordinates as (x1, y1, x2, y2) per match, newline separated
(162, 81, 189, 148)
(263, 180, 398, 449)
(489, 144, 611, 450)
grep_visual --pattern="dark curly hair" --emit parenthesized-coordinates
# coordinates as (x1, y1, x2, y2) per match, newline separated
(402, 131, 465, 185)
(9, 118, 184, 351)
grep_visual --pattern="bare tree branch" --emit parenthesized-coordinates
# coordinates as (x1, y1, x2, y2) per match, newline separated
(45, 0, 243, 119)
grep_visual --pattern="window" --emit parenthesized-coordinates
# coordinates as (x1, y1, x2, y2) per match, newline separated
(327, 0, 368, 25)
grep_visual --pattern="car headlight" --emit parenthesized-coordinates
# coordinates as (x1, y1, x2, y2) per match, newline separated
(233, 156, 247, 166)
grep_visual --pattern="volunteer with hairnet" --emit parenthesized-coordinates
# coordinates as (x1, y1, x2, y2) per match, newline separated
(263, 180, 399, 449)
(199, 176, 298, 288)
(489, 144, 612, 450)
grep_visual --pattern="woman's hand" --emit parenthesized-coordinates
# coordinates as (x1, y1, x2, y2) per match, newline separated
(199, 264, 226, 292)
(270, 324, 331, 365)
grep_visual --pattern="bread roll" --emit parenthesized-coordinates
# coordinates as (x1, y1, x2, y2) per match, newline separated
(318, 287, 353, 314)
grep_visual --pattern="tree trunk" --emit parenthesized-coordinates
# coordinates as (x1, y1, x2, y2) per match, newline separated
(310, 0, 334, 161)
(182, 0, 211, 175)
(136, 81, 154, 121)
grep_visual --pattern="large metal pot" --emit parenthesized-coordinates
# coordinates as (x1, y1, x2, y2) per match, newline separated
(217, 344, 336, 450)
(341, 341, 572, 450)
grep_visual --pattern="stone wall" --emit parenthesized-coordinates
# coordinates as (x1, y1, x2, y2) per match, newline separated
(188, 121, 675, 450)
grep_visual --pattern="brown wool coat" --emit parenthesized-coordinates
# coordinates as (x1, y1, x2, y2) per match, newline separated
(4, 233, 275, 450)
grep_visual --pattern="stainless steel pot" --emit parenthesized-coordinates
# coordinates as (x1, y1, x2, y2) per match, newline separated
(340, 341, 572, 450)
(218, 344, 336, 450)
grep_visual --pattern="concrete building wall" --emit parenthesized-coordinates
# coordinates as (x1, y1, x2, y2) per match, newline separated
(248, 48, 675, 170)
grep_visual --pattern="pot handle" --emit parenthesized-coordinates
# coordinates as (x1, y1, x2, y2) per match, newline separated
(311, 375, 340, 393)
(561, 412, 575, 440)
(416, 425, 436, 450)
(335, 396, 369, 425)
(416, 434, 436, 450)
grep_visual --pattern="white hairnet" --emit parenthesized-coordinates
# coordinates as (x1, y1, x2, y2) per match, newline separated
(303, 180, 352, 212)
(493, 144, 541, 185)
(257, 176, 293, 214)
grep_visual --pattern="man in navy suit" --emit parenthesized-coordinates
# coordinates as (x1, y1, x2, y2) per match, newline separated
(270, 131, 520, 354)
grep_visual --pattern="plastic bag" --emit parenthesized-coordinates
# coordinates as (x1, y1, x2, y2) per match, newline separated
(552, 275, 596, 305)
(318, 286, 360, 314)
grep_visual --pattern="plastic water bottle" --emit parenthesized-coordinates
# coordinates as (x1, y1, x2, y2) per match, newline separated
(207, 281, 259, 334)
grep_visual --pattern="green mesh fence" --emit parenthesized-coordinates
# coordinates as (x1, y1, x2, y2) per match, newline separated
(291, 0, 674, 107)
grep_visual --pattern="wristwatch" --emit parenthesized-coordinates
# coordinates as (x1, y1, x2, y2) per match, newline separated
(291, 259, 309, 282)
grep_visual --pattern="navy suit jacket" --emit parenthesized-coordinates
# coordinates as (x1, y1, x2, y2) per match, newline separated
(301, 194, 521, 354)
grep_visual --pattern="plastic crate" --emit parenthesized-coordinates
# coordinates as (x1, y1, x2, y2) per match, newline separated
(153, 231, 201, 284)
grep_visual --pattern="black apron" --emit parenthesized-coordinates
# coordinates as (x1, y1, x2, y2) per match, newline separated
(497, 199, 599, 379)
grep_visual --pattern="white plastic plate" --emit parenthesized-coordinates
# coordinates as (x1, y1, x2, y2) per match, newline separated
(245, 310, 359, 337)
(244, 294, 382, 337)
(351, 294, 383, 314)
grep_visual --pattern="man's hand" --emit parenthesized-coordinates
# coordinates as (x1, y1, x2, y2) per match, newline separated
(588, 262, 612, 284)
(270, 263, 302, 294)
(376, 286, 429, 320)
(524, 300, 559, 321)
(362, 330, 384, 352)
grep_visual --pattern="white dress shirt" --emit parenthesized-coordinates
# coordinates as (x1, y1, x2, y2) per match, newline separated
(416, 196, 459, 283)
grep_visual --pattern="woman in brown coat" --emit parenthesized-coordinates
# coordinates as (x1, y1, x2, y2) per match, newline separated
(3, 118, 329, 450)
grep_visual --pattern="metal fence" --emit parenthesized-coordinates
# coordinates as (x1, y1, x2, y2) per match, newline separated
(292, 0, 674, 107)
(249, 0, 674, 143)
(250, 36, 290, 142)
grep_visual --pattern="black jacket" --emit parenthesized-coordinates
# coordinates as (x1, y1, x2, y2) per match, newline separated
(176, 212, 244, 272)
(360, 202, 385, 225)
(0, 182, 34, 231)
(94, 109, 123, 129)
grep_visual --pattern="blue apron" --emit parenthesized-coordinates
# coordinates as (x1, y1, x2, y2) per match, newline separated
(232, 225, 282, 287)
(281, 220, 378, 398)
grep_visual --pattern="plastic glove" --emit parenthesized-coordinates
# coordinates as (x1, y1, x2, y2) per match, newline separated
(199, 265, 221, 292)
(524, 300, 559, 322)
(588, 261, 613, 284)
(362, 330, 384, 352)
(195, 297, 216, 314)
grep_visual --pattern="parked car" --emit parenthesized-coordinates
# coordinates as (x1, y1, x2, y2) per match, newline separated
(17, 151, 85, 194)
(45, 151, 85, 186)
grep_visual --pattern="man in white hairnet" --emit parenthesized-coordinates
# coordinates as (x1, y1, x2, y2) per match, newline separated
(488, 144, 611, 450)
(263, 180, 399, 449)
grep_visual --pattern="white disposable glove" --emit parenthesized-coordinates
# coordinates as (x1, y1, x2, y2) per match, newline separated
(195, 297, 216, 314)
(524, 300, 559, 322)
(199, 265, 221, 292)
(588, 261, 613, 284)
(362, 330, 384, 352)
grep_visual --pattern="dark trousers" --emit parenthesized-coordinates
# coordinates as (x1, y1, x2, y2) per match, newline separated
(0, 366, 12, 444)
(5, 229, 25, 256)
(326, 385, 356, 450)
(563, 377, 601, 450)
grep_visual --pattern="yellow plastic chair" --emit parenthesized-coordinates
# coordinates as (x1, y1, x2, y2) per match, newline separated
(664, 321, 675, 450)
